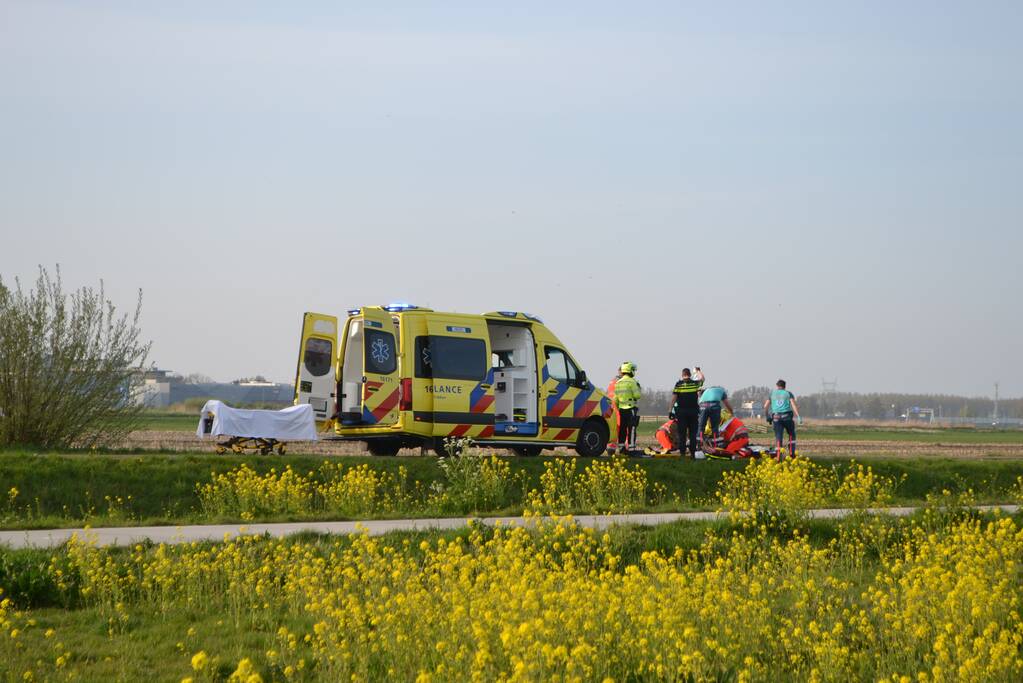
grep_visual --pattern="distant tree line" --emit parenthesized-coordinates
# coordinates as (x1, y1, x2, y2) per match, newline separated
(790, 391, 1021, 420)
(636, 385, 1020, 420)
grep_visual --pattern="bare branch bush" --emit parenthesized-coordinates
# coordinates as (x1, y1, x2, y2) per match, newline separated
(0, 266, 150, 448)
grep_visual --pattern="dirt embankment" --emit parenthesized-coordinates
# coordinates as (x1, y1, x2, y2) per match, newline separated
(123, 430, 1023, 459)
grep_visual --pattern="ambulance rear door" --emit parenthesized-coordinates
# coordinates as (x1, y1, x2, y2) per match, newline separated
(424, 318, 493, 440)
(359, 307, 400, 426)
(295, 312, 339, 425)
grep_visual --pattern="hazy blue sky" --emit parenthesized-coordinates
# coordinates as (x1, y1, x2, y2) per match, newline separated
(2, 1, 1021, 397)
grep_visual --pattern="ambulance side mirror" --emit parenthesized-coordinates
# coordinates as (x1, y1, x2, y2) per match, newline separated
(576, 371, 589, 389)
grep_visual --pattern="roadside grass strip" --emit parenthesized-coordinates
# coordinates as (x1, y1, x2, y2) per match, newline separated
(4, 452, 1023, 530)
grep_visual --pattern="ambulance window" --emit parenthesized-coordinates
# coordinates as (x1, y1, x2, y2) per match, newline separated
(566, 356, 579, 383)
(415, 337, 432, 378)
(428, 336, 486, 381)
(364, 330, 396, 375)
(303, 338, 333, 377)
(544, 347, 574, 384)
(492, 351, 514, 368)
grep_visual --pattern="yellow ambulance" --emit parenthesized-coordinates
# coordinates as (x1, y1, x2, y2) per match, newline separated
(295, 304, 614, 456)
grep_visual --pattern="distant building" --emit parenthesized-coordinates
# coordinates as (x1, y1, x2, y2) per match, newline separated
(138, 368, 173, 407)
(134, 368, 293, 408)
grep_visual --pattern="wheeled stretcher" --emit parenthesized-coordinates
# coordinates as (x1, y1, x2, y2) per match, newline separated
(196, 400, 318, 455)
(211, 435, 287, 456)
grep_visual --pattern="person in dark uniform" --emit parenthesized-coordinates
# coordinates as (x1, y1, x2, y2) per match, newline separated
(671, 367, 704, 458)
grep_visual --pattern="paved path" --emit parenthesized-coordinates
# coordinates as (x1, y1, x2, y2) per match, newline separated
(1, 505, 1018, 549)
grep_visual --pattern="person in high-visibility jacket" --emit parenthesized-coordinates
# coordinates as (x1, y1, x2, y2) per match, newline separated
(613, 362, 641, 452)
(605, 368, 622, 454)
(653, 419, 679, 453)
(703, 410, 751, 458)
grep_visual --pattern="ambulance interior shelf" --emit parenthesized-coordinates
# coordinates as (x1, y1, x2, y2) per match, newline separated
(488, 323, 538, 436)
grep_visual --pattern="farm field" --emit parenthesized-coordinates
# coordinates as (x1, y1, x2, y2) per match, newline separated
(2, 457, 1023, 682)
(141, 411, 1023, 443)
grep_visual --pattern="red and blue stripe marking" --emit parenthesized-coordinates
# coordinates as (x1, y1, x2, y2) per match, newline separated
(469, 369, 495, 414)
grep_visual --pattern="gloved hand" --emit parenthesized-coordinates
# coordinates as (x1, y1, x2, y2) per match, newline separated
(765, 414, 773, 425)
(797, 416, 803, 426)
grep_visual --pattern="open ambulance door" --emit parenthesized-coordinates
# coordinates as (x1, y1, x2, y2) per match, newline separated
(295, 312, 339, 425)
(359, 307, 400, 426)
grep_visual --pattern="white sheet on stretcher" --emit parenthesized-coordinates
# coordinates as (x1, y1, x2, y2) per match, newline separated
(196, 400, 319, 441)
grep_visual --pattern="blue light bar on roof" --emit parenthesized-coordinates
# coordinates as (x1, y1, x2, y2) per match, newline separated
(384, 301, 419, 312)
(346, 308, 361, 316)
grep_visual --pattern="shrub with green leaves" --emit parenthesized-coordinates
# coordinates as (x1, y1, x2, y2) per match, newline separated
(0, 266, 150, 448)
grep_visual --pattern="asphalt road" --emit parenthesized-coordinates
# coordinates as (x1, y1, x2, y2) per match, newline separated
(1, 505, 1018, 549)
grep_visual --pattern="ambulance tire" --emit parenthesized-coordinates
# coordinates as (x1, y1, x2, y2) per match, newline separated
(366, 439, 400, 456)
(512, 446, 542, 457)
(576, 419, 609, 458)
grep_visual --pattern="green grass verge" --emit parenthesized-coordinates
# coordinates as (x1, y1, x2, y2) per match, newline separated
(2, 452, 1022, 530)
(134, 413, 199, 431)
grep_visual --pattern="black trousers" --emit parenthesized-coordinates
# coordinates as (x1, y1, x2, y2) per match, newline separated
(677, 413, 699, 455)
(618, 408, 636, 448)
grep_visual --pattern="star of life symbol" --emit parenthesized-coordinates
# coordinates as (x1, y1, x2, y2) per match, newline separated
(370, 338, 390, 365)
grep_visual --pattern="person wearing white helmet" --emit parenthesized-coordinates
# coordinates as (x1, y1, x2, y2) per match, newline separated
(613, 362, 641, 453)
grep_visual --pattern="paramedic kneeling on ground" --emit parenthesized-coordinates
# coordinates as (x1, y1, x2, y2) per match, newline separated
(764, 379, 801, 459)
(697, 384, 733, 449)
(709, 410, 751, 457)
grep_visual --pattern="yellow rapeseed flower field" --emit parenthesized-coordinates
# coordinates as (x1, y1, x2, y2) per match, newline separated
(1, 460, 1021, 682)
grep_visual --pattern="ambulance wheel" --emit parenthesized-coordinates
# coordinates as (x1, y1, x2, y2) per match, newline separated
(575, 419, 609, 458)
(512, 446, 541, 457)
(367, 439, 400, 456)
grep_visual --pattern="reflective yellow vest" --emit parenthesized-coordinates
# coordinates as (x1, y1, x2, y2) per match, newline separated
(614, 375, 641, 409)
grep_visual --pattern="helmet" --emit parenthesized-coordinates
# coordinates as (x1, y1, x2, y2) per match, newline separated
(619, 361, 636, 375)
